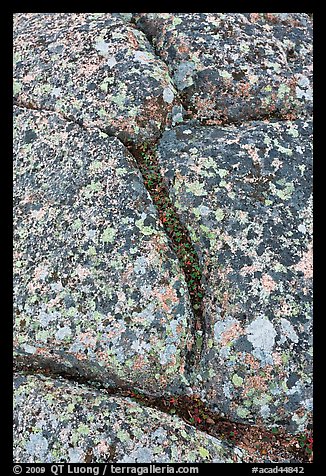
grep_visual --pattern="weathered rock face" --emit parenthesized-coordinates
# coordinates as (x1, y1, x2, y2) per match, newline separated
(13, 13, 179, 144)
(13, 106, 194, 394)
(13, 373, 246, 463)
(13, 11, 313, 463)
(156, 120, 313, 431)
(133, 13, 313, 123)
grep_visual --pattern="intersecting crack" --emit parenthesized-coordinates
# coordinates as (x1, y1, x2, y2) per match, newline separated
(14, 359, 310, 463)
(13, 97, 312, 462)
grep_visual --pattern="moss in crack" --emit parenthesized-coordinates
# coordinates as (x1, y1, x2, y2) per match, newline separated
(126, 141, 205, 367)
(117, 391, 313, 462)
(15, 365, 313, 462)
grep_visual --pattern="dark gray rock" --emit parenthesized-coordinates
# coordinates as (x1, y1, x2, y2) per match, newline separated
(134, 13, 313, 123)
(13, 106, 194, 394)
(13, 13, 179, 144)
(157, 120, 313, 431)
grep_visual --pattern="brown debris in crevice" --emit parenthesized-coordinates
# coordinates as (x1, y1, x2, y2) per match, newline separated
(14, 362, 312, 463)
(125, 140, 206, 371)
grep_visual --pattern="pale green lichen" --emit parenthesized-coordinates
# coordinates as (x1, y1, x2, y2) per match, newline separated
(232, 374, 243, 387)
(135, 218, 155, 236)
(186, 181, 207, 196)
(101, 226, 117, 243)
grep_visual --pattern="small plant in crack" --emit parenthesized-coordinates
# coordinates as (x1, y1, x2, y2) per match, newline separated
(297, 430, 313, 460)
(127, 141, 205, 364)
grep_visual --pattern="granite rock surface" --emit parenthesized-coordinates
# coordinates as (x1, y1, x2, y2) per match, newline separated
(13, 106, 194, 394)
(134, 13, 312, 123)
(13, 12, 313, 463)
(156, 120, 313, 431)
(13, 13, 179, 144)
(13, 373, 246, 463)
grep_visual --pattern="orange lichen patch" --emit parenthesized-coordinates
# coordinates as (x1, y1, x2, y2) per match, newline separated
(177, 37, 191, 56)
(265, 13, 303, 27)
(265, 13, 280, 24)
(186, 339, 193, 351)
(167, 355, 177, 368)
(20, 193, 35, 205)
(272, 352, 283, 367)
(77, 331, 98, 349)
(220, 322, 244, 347)
(137, 96, 169, 130)
(96, 441, 110, 454)
(249, 13, 260, 23)
(176, 323, 184, 335)
(295, 407, 307, 419)
(22, 74, 35, 83)
(71, 351, 89, 361)
(47, 294, 63, 308)
(205, 118, 224, 126)
(194, 96, 217, 117)
(33, 264, 49, 280)
(179, 363, 185, 374)
(35, 346, 50, 356)
(106, 326, 125, 340)
(239, 265, 259, 276)
(134, 50, 152, 63)
(244, 354, 261, 372)
(293, 244, 313, 279)
(13, 250, 23, 261)
(27, 266, 50, 293)
(219, 289, 231, 313)
(156, 372, 168, 387)
(133, 354, 146, 371)
(78, 57, 103, 77)
(96, 350, 111, 363)
(127, 30, 139, 49)
(75, 265, 91, 281)
(236, 82, 252, 99)
(275, 299, 294, 318)
(242, 374, 268, 397)
(30, 207, 47, 220)
(282, 111, 298, 121)
(243, 144, 261, 166)
(121, 264, 135, 284)
(261, 273, 277, 293)
(153, 286, 179, 312)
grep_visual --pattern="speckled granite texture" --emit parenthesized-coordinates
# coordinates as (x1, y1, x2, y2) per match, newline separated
(13, 12, 313, 463)
(133, 13, 312, 124)
(156, 120, 312, 431)
(13, 106, 194, 394)
(13, 13, 179, 144)
(13, 373, 247, 463)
